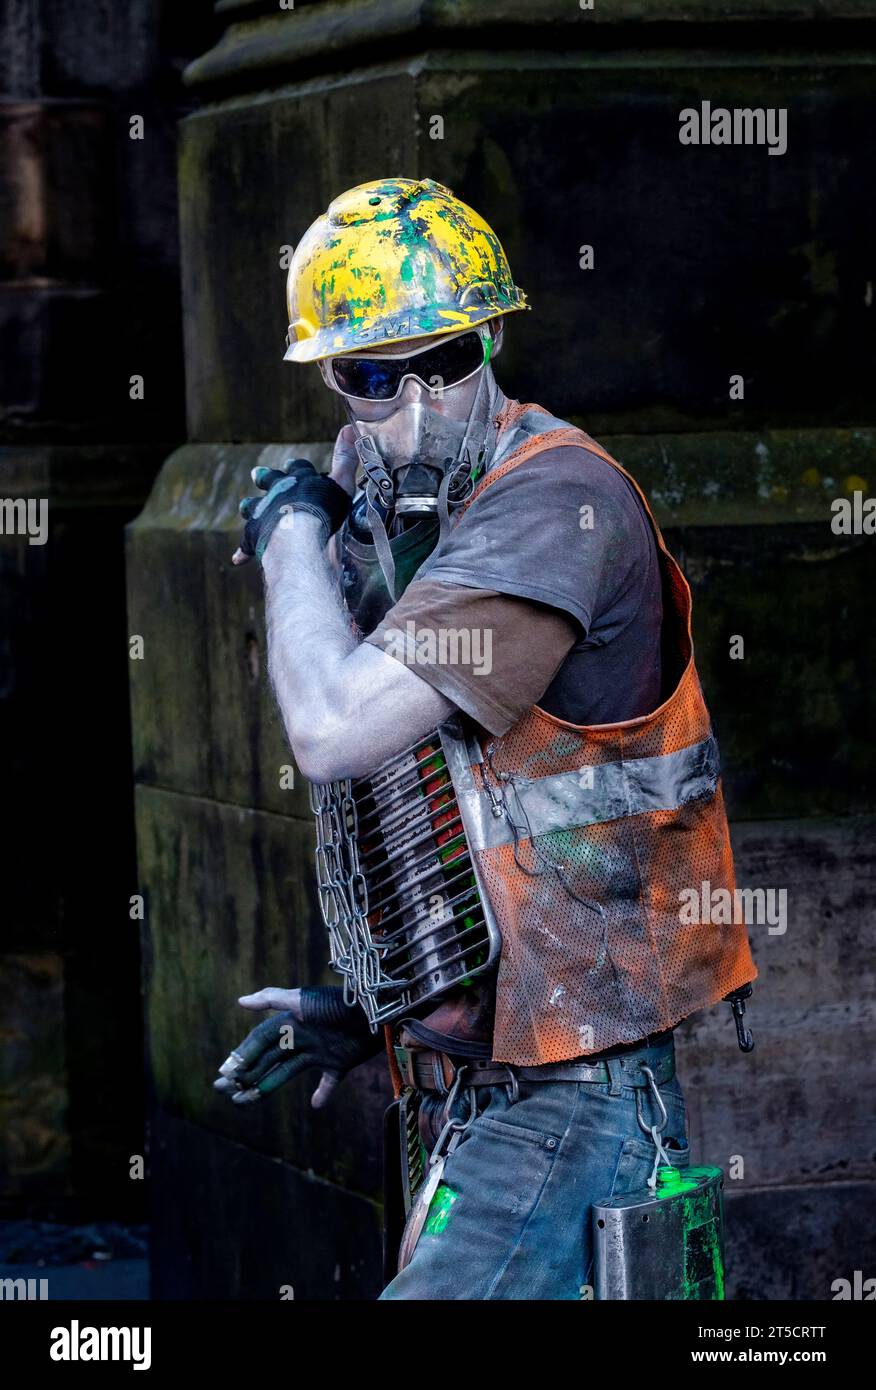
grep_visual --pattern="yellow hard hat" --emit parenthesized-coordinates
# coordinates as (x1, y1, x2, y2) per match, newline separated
(284, 177, 528, 363)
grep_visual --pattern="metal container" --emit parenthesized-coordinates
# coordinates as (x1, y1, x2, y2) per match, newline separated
(593, 1165, 725, 1300)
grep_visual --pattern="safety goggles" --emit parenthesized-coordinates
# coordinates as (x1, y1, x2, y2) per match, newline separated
(324, 327, 491, 403)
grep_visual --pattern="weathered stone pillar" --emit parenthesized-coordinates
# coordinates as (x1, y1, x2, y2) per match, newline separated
(129, 0, 876, 1298)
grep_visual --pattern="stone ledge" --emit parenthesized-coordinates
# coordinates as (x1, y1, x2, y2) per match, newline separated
(0, 444, 167, 504)
(128, 429, 872, 530)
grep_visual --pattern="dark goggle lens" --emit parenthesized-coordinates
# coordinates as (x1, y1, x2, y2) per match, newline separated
(331, 355, 406, 400)
(332, 331, 485, 400)
(419, 331, 485, 390)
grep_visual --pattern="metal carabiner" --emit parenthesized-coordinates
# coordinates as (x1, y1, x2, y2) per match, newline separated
(635, 1062, 669, 1138)
(396, 1068, 479, 1273)
(637, 1063, 675, 1192)
(503, 1065, 520, 1105)
(438, 1063, 469, 1133)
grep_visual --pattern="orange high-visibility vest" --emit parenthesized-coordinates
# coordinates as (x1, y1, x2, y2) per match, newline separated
(454, 404, 757, 1065)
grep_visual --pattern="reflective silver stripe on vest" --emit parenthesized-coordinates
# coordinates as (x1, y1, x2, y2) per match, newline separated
(440, 726, 721, 854)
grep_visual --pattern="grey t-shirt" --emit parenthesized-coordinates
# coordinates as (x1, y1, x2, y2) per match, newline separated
(366, 443, 663, 732)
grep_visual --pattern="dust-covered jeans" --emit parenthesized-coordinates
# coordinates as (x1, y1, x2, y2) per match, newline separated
(379, 1037, 689, 1300)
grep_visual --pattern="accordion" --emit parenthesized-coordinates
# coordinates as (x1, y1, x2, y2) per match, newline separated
(309, 717, 501, 1028)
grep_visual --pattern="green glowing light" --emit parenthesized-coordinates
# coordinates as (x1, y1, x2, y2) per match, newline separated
(424, 1184, 459, 1236)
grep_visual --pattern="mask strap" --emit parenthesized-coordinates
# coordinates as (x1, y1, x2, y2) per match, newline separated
(437, 365, 494, 542)
(436, 467, 455, 551)
(454, 352, 491, 474)
(367, 490, 397, 602)
(348, 414, 399, 602)
(353, 430, 394, 499)
(363, 476, 397, 604)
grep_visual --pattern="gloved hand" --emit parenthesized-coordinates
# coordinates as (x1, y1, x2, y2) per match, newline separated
(232, 458, 351, 566)
(213, 985, 383, 1109)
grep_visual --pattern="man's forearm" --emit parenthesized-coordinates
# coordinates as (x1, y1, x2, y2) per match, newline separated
(263, 516, 453, 782)
(264, 515, 358, 777)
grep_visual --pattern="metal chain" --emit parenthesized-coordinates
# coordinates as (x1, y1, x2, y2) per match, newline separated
(310, 778, 377, 1008)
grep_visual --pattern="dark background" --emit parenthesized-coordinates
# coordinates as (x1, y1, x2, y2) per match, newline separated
(1, 0, 874, 1301)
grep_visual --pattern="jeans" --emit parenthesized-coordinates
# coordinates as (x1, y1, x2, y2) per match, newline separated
(380, 1038, 689, 1300)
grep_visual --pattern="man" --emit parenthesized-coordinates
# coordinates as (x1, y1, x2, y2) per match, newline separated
(214, 177, 756, 1300)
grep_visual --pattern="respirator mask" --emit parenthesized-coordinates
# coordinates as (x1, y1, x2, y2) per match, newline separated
(322, 325, 500, 596)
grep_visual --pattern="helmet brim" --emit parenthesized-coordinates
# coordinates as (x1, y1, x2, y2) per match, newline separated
(284, 293, 528, 365)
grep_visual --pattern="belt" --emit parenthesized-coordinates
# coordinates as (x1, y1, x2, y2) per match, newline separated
(395, 1041, 675, 1095)
(395, 1046, 457, 1093)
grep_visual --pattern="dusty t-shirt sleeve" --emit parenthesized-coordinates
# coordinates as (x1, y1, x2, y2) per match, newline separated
(365, 580, 579, 737)
(410, 443, 655, 634)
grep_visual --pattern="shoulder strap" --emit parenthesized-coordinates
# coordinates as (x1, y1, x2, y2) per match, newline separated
(493, 399, 550, 435)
